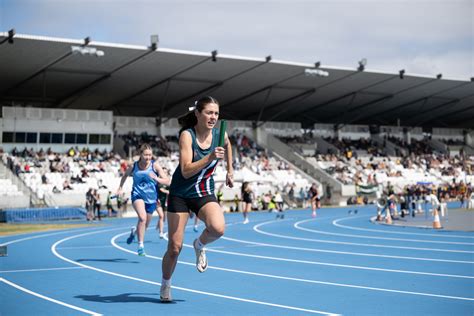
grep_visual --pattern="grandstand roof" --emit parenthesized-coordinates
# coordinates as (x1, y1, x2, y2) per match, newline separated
(1, 33, 473, 129)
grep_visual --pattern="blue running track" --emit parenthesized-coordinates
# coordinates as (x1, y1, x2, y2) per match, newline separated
(1, 206, 473, 315)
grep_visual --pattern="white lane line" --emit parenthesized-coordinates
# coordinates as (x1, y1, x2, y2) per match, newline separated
(1, 267, 84, 273)
(57, 245, 115, 250)
(333, 217, 474, 239)
(0, 227, 105, 247)
(114, 232, 474, 301)
(254, 221, 474, 254)
(221, 235, 473, 264)
(294, 219, 474, 245)
(1, 277, 101, 315)
(211, 236, 474, 279)
(52, 229, 338, 315)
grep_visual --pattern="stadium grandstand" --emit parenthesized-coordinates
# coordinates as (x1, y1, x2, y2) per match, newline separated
(0, 32, 473, 215)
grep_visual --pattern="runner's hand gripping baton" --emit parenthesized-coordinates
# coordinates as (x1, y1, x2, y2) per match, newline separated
(218, 120, 227, 147)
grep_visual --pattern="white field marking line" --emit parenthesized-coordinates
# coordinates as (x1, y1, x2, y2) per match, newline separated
(0, 227, 107, 247)
(52, 229, 338, 316)
(221, 235, 473, 264)
(194, 218, 472, 264)
(116, 231, 474, 301)
(122, 226, 474, 275)
(0, 267, 84, 273)
(254, 220, 474, 254)
(0, 277, 102, 315)
(201, 236, 474, 279)
(333, 217, 474, 239)
(57, 245, 115, 250)
(294, 219, 474, 245)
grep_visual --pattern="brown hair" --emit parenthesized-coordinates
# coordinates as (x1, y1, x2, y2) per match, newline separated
(178, 96, 219, 135)
(139, 143, 152, 154)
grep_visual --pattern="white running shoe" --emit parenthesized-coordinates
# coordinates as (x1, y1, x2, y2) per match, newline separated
(243, 218, 249, 224)
(193, 238, 208, 273)
(160, 284, 172, 302)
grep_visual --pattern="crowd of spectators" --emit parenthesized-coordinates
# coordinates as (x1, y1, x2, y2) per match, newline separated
(2, 130, 472, 211)
(120, 132, 174, 157)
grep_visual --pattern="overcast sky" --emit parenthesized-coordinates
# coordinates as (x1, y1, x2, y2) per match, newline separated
(1, 0, 472, 79)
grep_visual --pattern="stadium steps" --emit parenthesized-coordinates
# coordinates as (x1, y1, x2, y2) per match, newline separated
(251, 128, 345, 203)
(428, 139, 449, 155)
(314, 136, 340, 154)
(113, 136, 127, 158)
(463, 145, 474, 156)
(0, 161, 45, 207)
(371, 134, 406, 156)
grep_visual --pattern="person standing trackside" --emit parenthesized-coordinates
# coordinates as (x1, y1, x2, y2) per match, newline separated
(117, 144, 170, 256)
(93, 189, 101, 221)
(241, 182, 252, 224)
(160, 96, 234, 302)
(309, 183, 320, 218)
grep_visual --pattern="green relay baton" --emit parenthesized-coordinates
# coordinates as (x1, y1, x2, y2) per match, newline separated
(218, 120, 227, 147)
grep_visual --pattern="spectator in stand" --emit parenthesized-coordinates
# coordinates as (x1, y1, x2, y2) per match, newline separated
(63, 179, 73, 190)
(97, 179, 107, 189)
(81, 168, 89, 178)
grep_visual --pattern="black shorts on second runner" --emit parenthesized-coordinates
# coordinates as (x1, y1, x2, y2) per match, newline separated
(168, 194, 218, 216)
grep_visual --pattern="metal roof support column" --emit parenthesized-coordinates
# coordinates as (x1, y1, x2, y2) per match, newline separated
(150, 81, 223, 118)
(405, 92, 474, 125)
(161, 58, 274, 117)
(257, 88, 317, 126)
(2, 51, 73, 96)
(348, 80, 469, 124)
(415, 93, 474, 126)
(220, 72, 303, 110)
(256, 87, 274, 124)
(56, 48, 157, 108)
(421, 105, 474, 125)
(2, 37, 92, 96)
(158, 79, 172, 129)
(42, 71, 47, 107)
(103, 55, 214, 110)
(287, 71, 365, 121)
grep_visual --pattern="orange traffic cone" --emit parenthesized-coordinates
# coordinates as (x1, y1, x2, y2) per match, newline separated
(432, 208, 442, 229)
(385, 209, 392, 224)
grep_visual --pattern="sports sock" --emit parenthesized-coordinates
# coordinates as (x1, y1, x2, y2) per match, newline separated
(162, 278, 171, 287)
(195, 237, 205, 250)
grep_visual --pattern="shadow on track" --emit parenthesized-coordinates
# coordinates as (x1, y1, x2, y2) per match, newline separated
(75, 293, 184, 304)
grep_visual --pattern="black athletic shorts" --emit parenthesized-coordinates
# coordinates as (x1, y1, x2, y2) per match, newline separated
(167, 194, 218, 216)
